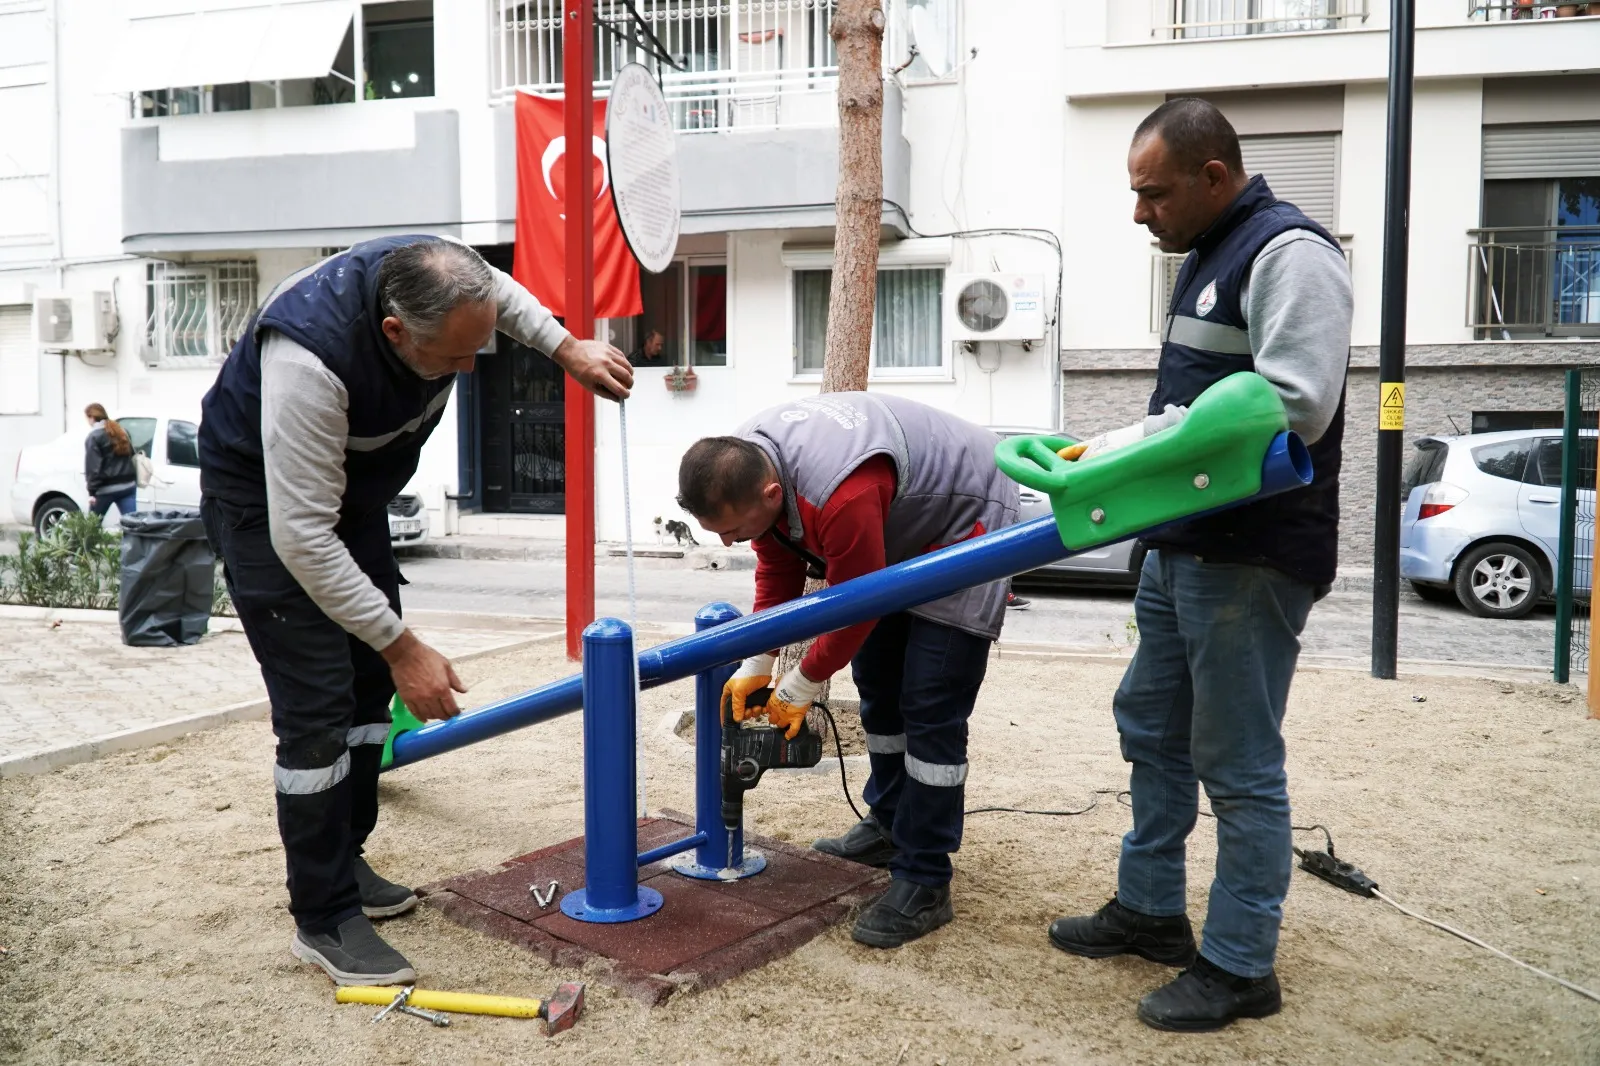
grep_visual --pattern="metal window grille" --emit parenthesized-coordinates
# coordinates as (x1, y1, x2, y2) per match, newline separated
(1161, 0, 1368, 38)
(1555, 367, 1600, 684)
(144, 260, 258, 367)
(490, 0, 895, 132)
(1469, 228, 1600, 339)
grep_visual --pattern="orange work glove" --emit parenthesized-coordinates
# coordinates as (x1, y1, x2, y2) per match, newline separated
(765, 667, 825, 740)
(722, 654, 774, 724)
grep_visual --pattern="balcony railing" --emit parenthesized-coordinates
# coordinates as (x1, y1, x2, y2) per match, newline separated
(494, 0, 924, 131)
(1469, 227, 1600, 339)
(1469, 2, 1599, 20)
(1156, 0, 1369, 38)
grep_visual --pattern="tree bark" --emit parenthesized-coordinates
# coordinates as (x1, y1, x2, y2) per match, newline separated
(775, 1, 885, 706)
(819, 0, 885, 395)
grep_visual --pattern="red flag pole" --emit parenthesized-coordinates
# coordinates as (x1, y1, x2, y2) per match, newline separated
(563, 0, 596, 660)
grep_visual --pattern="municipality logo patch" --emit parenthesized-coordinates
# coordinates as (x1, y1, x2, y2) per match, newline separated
(1195, 280, 1218, 318)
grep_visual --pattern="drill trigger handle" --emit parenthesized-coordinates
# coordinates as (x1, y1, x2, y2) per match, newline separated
(721, 685, 775, 727)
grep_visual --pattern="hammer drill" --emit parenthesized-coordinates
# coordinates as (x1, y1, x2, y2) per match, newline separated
(719, 686, 824, 868)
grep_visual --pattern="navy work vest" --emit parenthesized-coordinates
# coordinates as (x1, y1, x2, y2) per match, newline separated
(1142, 176, 1346, 586)
(198, 235, 455, 519)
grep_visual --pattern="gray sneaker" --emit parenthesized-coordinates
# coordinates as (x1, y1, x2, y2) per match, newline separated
(356, 857, 419, 919)
(291, 914, 417, 985)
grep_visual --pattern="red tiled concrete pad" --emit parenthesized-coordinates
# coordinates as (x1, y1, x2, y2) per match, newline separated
(421, 813, 886, 1004)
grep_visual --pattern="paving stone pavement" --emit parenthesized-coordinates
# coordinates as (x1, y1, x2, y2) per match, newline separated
(0, 618, 545, 769)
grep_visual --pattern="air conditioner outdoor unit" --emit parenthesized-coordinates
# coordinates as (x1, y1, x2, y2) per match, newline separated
(947, 273, 1046, 343)
(33, 291, 115, 351)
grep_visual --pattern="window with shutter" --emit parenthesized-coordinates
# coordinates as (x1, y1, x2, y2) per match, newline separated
(0, 305, 40, 415)
(1483, 124, 1600, 182)
(1240, 133, 1340, 229)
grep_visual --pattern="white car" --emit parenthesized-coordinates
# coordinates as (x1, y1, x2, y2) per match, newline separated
(10, 413, 203, 535)
(11, 412, 430, 548)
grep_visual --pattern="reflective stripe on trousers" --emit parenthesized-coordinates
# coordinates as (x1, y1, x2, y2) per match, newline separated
(274, 750, 351, 795)
(865, 732, 907, 754)
(347, 723, 390, 746)
(905, 752, 968, 787)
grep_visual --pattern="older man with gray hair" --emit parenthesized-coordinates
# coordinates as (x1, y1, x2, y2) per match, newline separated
(198, 236, 631, 985)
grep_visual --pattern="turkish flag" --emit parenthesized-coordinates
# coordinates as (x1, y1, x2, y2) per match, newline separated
(513, 92, 642, 320)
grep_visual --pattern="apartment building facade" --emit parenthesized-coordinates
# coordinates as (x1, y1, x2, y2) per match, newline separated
(0, 0, 1595, 568)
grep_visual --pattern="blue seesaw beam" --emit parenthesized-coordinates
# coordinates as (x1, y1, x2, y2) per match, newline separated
(385, 431, 1312, 770)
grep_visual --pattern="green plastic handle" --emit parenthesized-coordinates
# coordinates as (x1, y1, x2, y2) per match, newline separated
(995, 434, 1079, 493)
(380, 694, 425, 770)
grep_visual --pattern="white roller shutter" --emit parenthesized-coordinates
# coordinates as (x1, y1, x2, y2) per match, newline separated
(1483, 124, 1600, 181)
(1241, 133, 1339, 229)
(0, 305, 40, 416)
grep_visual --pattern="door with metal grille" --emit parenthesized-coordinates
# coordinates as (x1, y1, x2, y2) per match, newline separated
(482, 337, 566, 514)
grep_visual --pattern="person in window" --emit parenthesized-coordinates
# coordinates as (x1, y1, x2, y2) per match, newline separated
(676, 393, 1019, 949)
(83, 403, 137, 520)
(629, 327, 672, 368)
(1047, 98, 1351, 1033)
(198, 237, 632, 987)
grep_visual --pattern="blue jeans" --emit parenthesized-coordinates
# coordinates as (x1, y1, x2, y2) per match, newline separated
(90, 490, 138, 518)
(1114, 550, 1316, 978)
(852, 612, 992, 887)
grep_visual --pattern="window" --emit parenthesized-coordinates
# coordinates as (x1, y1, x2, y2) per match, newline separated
(624, 260, 726, 368)
(1472, 439, 1532, 482)
(0, 305, 38, 416)
(1475, 169, 1600, 337)
(1530, 437, 1599, 489)
(1402, 439, 1448, 499)
(793, 268, 945, 376)
(167, 420, 200, 468)
(120, 418, 156, 459)
(365, 2, 435, 100)
(1170, 0, 1359, 38)
(1471, 410, 1564, 433)
(145, 261, 258, 366)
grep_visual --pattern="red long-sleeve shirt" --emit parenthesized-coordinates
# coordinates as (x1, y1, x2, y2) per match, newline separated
(751, 455, 896, 681)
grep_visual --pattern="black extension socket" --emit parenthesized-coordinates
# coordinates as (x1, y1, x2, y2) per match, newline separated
(1297, 848, 1379, 898)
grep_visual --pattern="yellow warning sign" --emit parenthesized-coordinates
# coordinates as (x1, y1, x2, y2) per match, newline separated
(1380, 382, 1405, 431)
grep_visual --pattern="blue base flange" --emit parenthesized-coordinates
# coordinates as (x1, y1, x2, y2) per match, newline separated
(670, 849, 768, 881)
(559, 885, 664, 923)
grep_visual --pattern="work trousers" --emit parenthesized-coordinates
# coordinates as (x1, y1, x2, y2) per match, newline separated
(201, 496, 399, 934)
(852, 612, 992, 887)
(1114, 550, 1317, 978)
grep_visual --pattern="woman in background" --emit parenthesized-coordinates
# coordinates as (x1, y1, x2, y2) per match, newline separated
(84, 402, 137, 519)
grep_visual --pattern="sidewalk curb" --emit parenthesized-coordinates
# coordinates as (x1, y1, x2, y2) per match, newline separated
(0, 631, 557, 780)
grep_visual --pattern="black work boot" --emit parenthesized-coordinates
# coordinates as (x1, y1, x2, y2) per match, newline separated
(355, 856, 418, 919)
(291, 914, 417, 985)
(851, 879, 954, 948)
(812, 814, 898, 868)
(1137, 955, 1282, 1032)
(1048, 896, 1197, 966)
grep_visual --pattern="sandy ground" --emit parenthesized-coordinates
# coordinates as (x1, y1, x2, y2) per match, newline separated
(3, 635, 1600, 1066)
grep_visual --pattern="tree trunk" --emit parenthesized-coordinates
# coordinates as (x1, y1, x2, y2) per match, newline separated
(820, 0, 885, 395)
(775, 0, 885, 708)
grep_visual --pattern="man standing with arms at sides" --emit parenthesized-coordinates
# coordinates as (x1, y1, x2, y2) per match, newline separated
(1047, 99, 1351, 1031)
(676, 393, 1018, 948)
(199, 237, 632, 984)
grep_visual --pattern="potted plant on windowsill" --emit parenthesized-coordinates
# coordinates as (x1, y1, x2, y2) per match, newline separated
(664, 366, 698, 393)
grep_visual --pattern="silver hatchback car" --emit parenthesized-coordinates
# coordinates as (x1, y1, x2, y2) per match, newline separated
(1400, 428, 1591, 619)
(990, 426, 1144, 588)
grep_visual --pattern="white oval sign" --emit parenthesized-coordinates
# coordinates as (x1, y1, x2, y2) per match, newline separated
(606, 63, 682, 276)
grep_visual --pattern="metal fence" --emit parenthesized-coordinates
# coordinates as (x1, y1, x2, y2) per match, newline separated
(1554, 367, 1600, 683)
(1157, 0, 1368, 38)
(1471, 2, 1600, 20)
(1469, 227, 1600, 339)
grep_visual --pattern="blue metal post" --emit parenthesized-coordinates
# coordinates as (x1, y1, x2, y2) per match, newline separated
(559, 618, 663, 924)
(673, 603, 768, 881)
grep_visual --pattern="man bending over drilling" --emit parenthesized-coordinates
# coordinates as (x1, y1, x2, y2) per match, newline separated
(677, 393, 1018, 947)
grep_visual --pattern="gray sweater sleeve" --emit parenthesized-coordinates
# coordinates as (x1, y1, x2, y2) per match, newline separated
(489, 264, 573, 355)
(259, 332, 406, 651)
(1241, 229, 1353, 445)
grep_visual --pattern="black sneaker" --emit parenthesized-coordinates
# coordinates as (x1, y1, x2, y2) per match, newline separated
(851, 879, 954, 948)
(355, 857, 418, 919)
(812, 814, 898, 868)
(1006, 592, 1031, 610)
(290, 914, 417, 985)
(1047, 896, 1197, 966)
(1137, 955, 1282, 1032)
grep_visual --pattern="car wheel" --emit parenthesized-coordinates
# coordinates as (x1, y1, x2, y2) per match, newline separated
(1409, 581, 1455, 604)
(33, 494, 79, 537)
(1453, 543, 1542, 620)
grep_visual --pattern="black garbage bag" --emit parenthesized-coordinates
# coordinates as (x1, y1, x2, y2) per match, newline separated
(119, 509, 215, 647)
